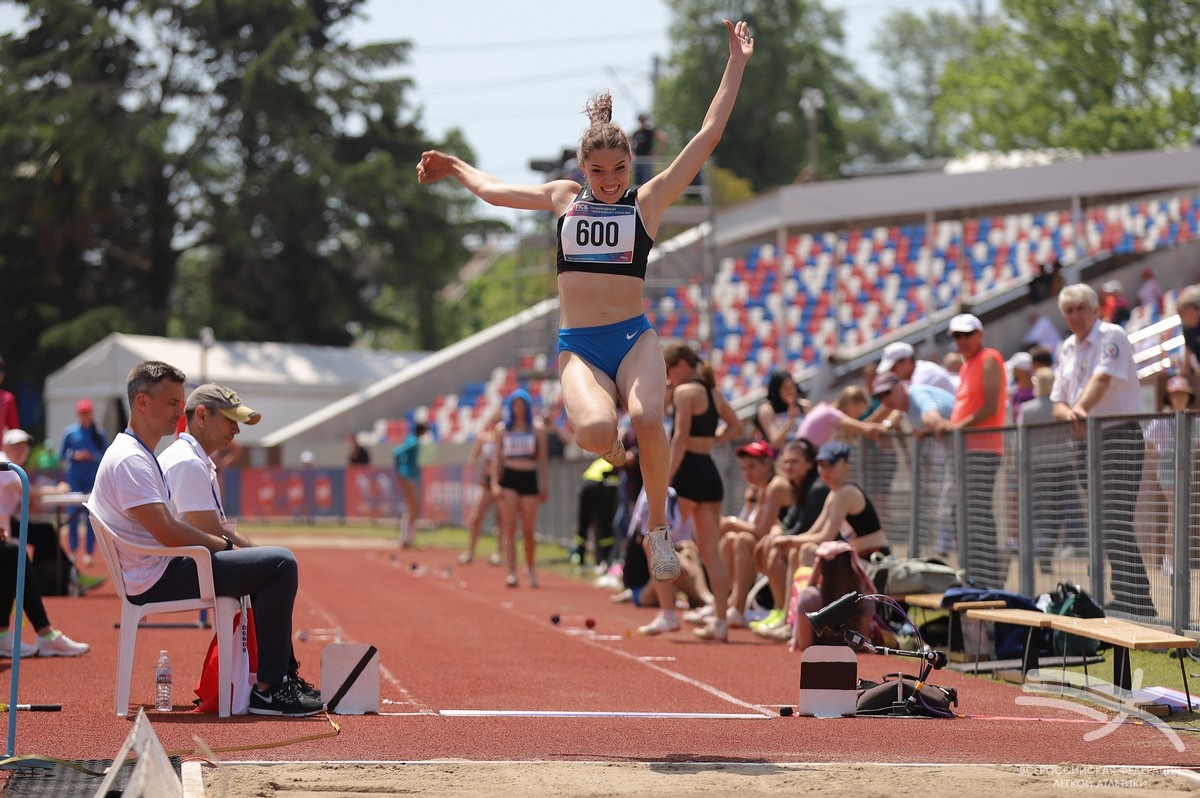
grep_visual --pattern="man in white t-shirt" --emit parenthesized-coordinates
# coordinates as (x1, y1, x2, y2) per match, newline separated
(1051, 284, 1152, 616)
(89, 362, 322, 716)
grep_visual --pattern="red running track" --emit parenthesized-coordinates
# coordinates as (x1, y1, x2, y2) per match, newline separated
(6, 543, 1198, 766)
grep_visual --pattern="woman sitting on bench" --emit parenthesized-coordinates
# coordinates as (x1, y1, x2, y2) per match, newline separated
(772, 440, 890, 568)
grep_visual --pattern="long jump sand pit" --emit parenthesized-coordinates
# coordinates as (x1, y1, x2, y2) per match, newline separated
(205, 760, 1200, 797)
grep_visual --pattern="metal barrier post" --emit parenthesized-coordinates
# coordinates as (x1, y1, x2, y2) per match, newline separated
(954, 429, 970, 577)
(908, 434, 922, 557)
(1016, 425, 1034, 599)
(1173, 410, 1192, 635)
(1085, 415, 1105, 605)
(0, 463, 30, 758)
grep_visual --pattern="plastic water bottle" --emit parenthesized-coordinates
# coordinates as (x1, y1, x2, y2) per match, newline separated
(155, 650, 173, 712)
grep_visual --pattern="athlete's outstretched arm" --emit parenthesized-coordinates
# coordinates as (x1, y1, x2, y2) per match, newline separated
(417, 150, 578, 212)
(639, 19, 753, 224)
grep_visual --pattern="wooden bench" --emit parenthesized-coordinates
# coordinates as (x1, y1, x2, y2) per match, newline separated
(898, 593, 1007, 657)
(1051, 616, 1197, 707)
(965, 608, 1197, 710)
(964, 608, 1058, 680)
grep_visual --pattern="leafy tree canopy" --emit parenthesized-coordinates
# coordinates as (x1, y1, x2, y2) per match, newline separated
(0, 0, 474, 405)
(936, 0, 1200, 153)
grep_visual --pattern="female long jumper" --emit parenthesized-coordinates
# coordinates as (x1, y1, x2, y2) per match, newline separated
(418, 19, 754, 583)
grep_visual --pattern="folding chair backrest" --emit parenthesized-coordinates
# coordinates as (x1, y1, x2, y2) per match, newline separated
(87, 505, 131, 603)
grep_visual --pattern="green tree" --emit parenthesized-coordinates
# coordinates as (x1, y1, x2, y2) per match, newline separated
(0, 0, 473, 397)
(872, 9, 980, 159)
(654, 0, 904, 190)
(936, 0, 1200, 153)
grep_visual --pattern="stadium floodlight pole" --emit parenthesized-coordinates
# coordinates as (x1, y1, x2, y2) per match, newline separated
(199, 326, 215, 384)
(800, 88, 825, 181)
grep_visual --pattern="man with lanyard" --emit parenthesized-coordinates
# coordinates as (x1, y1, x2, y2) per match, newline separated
(89, 362, 323, 716)
(1051, 284, 1154, 616)
(158, 383, 319, 700)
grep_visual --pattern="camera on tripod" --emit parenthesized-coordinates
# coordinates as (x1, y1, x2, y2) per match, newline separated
(800, 591, 957, 718)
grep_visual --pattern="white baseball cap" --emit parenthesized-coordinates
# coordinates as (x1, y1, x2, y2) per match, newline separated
(3, 429, 33, 446)
(948, 314, 983, 335)
(1007, 352, 1033, 372)
(878, 342, 915, 374)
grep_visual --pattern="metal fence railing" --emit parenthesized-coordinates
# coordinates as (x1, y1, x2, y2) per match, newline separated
(853, 411, 1198, 635)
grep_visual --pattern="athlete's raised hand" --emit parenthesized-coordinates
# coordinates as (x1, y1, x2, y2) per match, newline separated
(417, 150, 454, 184)
(724, 19, 754, 61)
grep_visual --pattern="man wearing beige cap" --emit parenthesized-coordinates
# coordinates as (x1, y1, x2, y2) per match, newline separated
(159, 383, 261, 549)
(158, 382, 319, 706)
(90, 363, 322, 715)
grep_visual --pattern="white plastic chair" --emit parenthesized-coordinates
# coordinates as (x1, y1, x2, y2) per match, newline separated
(88, 509, 239, 717)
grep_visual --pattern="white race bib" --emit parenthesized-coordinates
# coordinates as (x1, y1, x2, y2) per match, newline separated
(561, 201, 635, 264)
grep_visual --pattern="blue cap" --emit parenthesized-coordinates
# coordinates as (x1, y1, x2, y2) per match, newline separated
(816, 440, 852, 464)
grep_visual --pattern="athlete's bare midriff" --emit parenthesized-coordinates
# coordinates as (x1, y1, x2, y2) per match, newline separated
(557, 272, 645, 329)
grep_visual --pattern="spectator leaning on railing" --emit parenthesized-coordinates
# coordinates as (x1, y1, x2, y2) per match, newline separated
(940, 313, 1007, 588)
(1050, 283, 1154, 616)
(1175, 284, 1200, 388)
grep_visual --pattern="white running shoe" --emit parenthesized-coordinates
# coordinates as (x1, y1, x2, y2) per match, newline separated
(0, 633, 38, 659)
(693, 618, 728, 642)
(637, 612, 680, 636)
(601, 438, 627, 467)
(759, 622, 794, 642)
(647, 525, 681, 582)
(36, 631, 90, 657)
(683, 604, 715, 625)
(725, 607, 747, 628)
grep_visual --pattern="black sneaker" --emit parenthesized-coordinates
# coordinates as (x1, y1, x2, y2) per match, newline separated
(289, 670, 321, 701)
(249, 679, 324, 716)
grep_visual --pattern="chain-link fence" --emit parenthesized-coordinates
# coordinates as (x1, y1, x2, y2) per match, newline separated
(852, 411, 1198, 633)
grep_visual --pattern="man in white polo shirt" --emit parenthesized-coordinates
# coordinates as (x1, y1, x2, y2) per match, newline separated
(158, 382, 318, 702)
(1051, 283, 1153, 616)
(89, 362, 323, 715)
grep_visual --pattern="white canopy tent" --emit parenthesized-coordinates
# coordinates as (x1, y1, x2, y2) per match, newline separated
(43, 333, 426, 453)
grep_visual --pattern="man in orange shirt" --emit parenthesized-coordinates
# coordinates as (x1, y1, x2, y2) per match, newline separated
(939, 314, 1008, 588)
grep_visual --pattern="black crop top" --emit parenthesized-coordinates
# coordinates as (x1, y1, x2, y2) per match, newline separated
(678, 381, 720, 438)
(556, 187, 654, 280)
(843, 484, 882, 540)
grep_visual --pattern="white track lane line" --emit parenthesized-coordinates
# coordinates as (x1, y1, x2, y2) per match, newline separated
(439, 710, 766, 719)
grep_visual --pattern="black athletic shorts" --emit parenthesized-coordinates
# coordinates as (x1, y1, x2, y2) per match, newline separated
(671, 451, 724, 504)
(499, 467, 539, 496)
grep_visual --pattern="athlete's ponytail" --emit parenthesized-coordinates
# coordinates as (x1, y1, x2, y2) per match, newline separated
(578, 91, 631, 165)
(662, 342, 715, 389)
